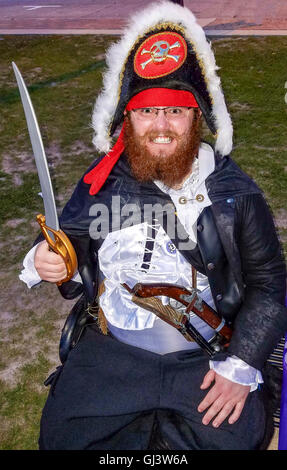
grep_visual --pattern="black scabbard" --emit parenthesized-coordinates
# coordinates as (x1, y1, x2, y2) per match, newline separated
(184, 322, 218, 357)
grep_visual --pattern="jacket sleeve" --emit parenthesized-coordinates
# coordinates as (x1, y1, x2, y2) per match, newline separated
(227, 193, 287, 369)
(56, 174, 99, 303)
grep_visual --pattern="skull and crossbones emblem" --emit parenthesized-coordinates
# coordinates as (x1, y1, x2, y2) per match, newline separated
(140, 40, 181, 70)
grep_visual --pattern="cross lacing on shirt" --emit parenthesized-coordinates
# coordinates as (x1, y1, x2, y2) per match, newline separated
(140, 219, 165, 273)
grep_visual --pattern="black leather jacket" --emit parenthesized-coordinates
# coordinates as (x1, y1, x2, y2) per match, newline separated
(59, 152, 287, 370)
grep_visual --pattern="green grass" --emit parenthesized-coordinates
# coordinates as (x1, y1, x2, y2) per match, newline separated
(207, 37, 287, 212)
(0, 35, 115, 228)
(0, 35, 287, 450)
(0, 355, 49, 450)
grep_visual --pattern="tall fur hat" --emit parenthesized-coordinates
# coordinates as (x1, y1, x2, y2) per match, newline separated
(84, 1, 233, 195)
(91, 0, 233, 157)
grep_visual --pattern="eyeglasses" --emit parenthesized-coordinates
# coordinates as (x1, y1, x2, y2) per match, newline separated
(131, 106, 192, 121)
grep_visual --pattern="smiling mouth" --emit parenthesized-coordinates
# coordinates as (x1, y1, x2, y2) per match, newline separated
(152, 136, 172, 144)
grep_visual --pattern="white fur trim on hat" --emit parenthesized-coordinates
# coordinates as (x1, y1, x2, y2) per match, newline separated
(91, 1, 233, 156)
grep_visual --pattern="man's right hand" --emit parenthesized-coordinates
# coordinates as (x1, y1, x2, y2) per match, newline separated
(34, 240, 67, 283)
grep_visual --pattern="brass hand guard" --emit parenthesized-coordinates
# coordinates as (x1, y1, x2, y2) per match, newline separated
(36, 214, 78, 286)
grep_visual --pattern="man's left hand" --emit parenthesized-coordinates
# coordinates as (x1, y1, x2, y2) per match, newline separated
(197, 369, 250, 428)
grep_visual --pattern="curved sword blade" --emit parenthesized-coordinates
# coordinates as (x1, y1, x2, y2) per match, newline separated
(12, 62, 59, 231)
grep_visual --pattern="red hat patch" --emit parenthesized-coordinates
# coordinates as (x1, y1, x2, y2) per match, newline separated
(134, 31, 187, 79)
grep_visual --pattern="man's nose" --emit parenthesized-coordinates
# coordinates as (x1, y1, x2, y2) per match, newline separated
(153, 110, 170, 130)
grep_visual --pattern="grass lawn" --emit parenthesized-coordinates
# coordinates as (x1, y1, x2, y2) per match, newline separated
(0, 34, 286, 449)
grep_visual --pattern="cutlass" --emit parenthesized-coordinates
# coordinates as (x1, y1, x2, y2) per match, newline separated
(12, 62, 77, 285)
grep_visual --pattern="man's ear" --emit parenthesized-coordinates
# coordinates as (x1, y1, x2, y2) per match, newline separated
(197, 109, 202, 119)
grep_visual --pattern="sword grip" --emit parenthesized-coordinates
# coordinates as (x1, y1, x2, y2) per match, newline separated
(36, 214, 78, 286)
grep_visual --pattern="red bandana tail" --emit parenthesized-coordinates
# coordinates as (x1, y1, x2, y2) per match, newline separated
(84, 125, 125, 195)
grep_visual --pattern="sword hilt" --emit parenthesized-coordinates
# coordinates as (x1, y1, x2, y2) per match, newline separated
(36, 214, 78, 286)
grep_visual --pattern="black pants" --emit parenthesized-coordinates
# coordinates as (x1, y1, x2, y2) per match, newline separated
(39, 324, 268, 450)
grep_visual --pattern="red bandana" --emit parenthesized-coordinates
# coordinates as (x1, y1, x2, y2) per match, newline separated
(126, 88, 198, 110)
(84, 88, 198, 195)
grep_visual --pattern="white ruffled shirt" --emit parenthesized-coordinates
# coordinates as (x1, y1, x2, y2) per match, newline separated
(19, 143, 263, 391)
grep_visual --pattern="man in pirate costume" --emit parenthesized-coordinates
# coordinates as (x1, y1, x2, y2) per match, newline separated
(20, 1, 287, 450)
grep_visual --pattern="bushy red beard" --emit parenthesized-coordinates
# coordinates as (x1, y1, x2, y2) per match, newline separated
(123, 113, 201, 188)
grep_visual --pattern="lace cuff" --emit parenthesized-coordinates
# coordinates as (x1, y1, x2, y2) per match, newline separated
(210, 355, 264, 392)
(19, 244, 42, 288)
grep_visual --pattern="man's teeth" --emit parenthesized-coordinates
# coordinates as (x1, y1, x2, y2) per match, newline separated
(153, 137, 172, 144)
